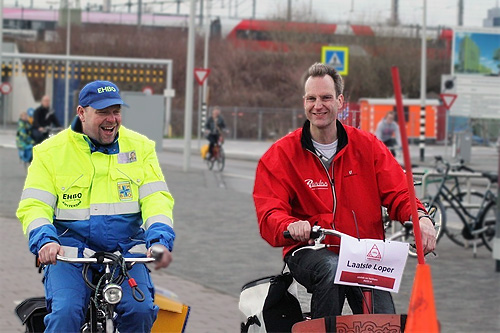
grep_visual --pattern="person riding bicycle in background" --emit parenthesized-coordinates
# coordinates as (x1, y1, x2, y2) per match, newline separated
(253, 62, 435, 319)
(204, 106, 226, 160)
(16, 80, 175, 332)
(375, 110, 401, 157)
(31, 95, 61, 144)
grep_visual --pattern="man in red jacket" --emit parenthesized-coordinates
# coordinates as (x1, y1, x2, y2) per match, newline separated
(253, 62, 436, 318)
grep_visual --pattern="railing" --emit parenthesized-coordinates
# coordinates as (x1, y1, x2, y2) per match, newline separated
(420, 171, 493, 209)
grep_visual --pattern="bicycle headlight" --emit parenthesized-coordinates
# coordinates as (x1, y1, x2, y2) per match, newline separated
(103, 283, 123, 305)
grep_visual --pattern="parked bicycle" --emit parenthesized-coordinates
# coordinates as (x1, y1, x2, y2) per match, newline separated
(424, 156, 497, 252)
(16, 247, 163, 333)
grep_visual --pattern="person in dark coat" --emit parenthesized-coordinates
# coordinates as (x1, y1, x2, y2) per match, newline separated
(31, 95, 61, 144)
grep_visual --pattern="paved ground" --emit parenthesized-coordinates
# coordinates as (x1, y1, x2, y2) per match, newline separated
(1, 128, 499, 332)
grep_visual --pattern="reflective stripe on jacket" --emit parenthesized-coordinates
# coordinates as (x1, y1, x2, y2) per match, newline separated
(253, 120, 424, 258)
(17, 124, 175, 254)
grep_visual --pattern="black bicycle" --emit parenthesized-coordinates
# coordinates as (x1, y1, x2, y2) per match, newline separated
(206, 134, 225, 172)
(424, 156, 497, 252)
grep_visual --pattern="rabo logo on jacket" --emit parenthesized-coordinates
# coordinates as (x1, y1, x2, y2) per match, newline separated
(304, 179, 329, 190)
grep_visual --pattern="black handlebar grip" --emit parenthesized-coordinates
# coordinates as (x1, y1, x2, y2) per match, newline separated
(310, 229, 321, 239)
(284, 229, 321, 240)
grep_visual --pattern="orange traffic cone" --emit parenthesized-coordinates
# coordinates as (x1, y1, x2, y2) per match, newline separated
(405, 264, 439, 332)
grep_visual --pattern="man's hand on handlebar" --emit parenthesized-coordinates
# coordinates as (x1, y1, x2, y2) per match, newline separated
(38, 242, 64, 265)
(147, 244, 172, 270)
(287, 221, 315, 245)
(419, 216, 437, 254)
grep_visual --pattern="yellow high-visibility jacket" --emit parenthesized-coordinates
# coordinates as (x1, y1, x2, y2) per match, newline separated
(17, 122, 175, 255)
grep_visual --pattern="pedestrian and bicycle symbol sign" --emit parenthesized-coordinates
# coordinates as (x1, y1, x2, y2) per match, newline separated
(321, 46, 349, 76)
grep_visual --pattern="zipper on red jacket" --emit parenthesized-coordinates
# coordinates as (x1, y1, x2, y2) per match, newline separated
(306, 149, 337, 229)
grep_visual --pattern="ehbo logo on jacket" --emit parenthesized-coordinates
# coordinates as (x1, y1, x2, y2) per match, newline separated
(304, 179, 329, 190)
(61, 192, 83, 207)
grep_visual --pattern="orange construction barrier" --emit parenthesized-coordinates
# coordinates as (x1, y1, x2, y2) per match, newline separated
(405, 264, 440, 332)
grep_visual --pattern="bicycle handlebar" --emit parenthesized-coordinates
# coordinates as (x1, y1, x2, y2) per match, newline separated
(283, 226, 343, 240)
(56, 255, 156, 264)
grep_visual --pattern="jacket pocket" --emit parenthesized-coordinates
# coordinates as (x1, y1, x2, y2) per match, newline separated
(111, 168, 144, 202)
(55, 174, 91, 209)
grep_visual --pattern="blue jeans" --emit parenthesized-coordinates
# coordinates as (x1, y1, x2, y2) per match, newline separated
(285, 248, 395, 318)
(43, 259, 158, 332)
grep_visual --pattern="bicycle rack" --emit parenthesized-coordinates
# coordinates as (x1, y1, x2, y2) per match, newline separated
(420, 171, 494, 256)
(420, 171, 492, 207)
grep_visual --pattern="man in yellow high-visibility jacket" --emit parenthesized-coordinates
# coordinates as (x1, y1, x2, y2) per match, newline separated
(17, 80, 175, 332)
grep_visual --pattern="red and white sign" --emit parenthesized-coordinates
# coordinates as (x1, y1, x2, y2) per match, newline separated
(440, 93, 457, 110)
(194, 68, 210, 86)
(0, 82, 12, 95)
(334, 235, 409, 293)
(142, 86, 154, 95)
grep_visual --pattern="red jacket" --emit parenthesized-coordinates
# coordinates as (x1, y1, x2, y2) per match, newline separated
(253, 120, 424, 258)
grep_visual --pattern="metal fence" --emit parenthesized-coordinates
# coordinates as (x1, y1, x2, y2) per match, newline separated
(170, 105, 362, 141)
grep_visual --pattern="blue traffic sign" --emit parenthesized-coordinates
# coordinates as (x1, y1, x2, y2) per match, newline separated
(321, 46, 349, 75)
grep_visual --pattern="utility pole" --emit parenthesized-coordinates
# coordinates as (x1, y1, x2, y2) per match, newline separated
(64, 0, 71, 128)
(419, 0, 427, 161)
(252, 0, 256, 18)
(199, 0, 204, 26)
(458, 0, 464, 26)
(287, 0, 292, 21)
(183, 0, 196, 172)
(138, 0, 142, 27)
(176, 0, 181, 14)
(390, 0, 399, 26)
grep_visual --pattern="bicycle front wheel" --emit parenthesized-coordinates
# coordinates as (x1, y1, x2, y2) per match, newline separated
(425, 198, 446, 242)
(207, 157, 215, 170)
(216, 148, 225, 172)
(479, 200, 497, 252)
(444, 191, 485, 248)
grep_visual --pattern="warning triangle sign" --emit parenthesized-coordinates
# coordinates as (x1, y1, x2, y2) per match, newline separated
(366, 244, 382, 261)
(328, 53, 343, 68)
(440, 93, 457, 109)
(194, 68, 211, 86)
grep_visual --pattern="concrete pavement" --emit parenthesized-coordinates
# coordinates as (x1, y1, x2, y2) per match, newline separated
(1, 128, 499, 332)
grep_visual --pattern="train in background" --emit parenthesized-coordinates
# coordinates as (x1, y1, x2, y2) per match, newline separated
(221, 18, 452, 58)
(3, 6, 452, 58)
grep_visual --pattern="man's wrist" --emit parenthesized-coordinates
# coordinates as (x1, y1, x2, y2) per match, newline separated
(418, 214, 434, 225)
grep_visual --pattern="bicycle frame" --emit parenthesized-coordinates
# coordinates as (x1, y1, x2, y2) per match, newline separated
(58, 254, 155, 332)
(285, 226, 409, 332)
(206, 134, 225, 171)
(286, 226, 378, 315)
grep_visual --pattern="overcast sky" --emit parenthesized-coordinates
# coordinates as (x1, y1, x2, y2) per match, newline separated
(5, 0, 499, 28)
